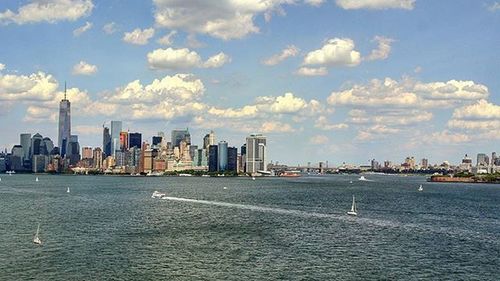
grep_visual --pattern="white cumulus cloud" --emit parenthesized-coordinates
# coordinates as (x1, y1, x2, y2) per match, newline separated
(72, 61, 98, 75)
(157, 30, 177, 46)
(153, 0, 323, 40)
(73, 21, 92, 37)
(147, 48, 230, 70)
(303, 38, 361, 67)
(365, 36, 394, 61)
(0, 0, 94, 25)
(262, 45, 300, 66)
(123, 27, 155, 45)
(295, 66, 328, 76)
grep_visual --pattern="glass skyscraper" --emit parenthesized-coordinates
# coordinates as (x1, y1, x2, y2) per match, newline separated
(58, 88, 71, 157)
(218, 141, 228, 171)
(110, 121, 122, 157)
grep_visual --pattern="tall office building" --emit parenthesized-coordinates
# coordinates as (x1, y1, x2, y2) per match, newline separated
(103, 126, 111, 157)
(110, 121, 122, 157)
(67, 135, 81, 165)
(245, 134, 267, 173)
(218, 141, 228, 171)
(20, 133, 31, 161)
(152, 136, 162, 146)
(171, 129, 191, 148)
(227, 147, 237, 172)
(42, 138, 53, 155)
(30, 133, 44, 158)
(82, 147, 93, 159)
(119, 131, 128, 151)
(58, 84, 71, 157)
(93, 147, 103, 170)
(129, 133, 142, 149)
(203, 131, 216, 151)
(208, 145, 218, 172)
(477, 153, 489, 166)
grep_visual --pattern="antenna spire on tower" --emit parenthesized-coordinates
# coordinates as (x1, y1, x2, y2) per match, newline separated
(64, 81, 67, 100)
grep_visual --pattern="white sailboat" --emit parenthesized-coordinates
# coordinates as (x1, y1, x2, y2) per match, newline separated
(418, 184, 423, 192)
(347, 195, 358, 216)
(252, 177, 256, 181)
(35, 177, 39, 182)
(358, 176, 367, 181)
(67, 187, 70, 193)
(33, 223, 42, 245)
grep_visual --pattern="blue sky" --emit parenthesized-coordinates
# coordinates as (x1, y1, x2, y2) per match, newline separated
(0, 0, 499, 166)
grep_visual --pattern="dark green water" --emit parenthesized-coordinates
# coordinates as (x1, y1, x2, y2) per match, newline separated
(0, 174, 498, 280)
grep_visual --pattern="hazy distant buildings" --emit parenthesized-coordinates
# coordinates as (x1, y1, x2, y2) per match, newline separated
(58, 87, 71, 157)
(245, 134, 267, 174)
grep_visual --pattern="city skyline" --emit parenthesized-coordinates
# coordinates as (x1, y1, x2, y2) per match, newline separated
(1, 0, 500, 165)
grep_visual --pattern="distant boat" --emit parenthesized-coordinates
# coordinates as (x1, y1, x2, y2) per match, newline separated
(252, 177, 256, 181)
(0, 177, 2, 182)
(67, 187, 70, 193)
(418, 184, 423, 192)
(223, 186, 227, 190)
(349, 180, 353, 184)
(358, 176, 367, 181)
(151, 190, 166, 199)
(347, 195, 358, 216)
(35, 177, 39, 182)
(178, 173, 192, 177)
(6, 171, 15, 175)
(33, 223, 42, 245)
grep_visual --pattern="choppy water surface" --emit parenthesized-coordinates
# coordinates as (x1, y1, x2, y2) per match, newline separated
(0, 174, 498, 280)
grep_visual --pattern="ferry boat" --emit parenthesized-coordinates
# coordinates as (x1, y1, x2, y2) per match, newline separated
(280, 171, 300, 177)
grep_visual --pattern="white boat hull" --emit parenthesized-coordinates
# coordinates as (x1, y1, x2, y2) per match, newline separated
(347, 211, 357, 216)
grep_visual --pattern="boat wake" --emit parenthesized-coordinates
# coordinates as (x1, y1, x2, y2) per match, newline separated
(161, 196, 498, 244)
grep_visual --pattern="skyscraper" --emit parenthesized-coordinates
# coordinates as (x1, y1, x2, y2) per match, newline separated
(208, 145, 218, 172)
(110, 121, 122, 157)
(58, 84, 71, 157)
(477, 153, 488, 167)
(227, 147, 237, 172)
(129, 133, 142, 149)
(171, 129, 191, 148)
(67, 135, 81, 165)
(20, 133, 31, 161)
(119, 131, 128, 151)
(245, 134, 267, 173)
(103, 126, 111, 157)
(218, 141, 228, 171)
(203, 130, 216, 151)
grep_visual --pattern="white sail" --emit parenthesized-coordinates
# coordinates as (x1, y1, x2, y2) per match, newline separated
(35, 177, 39, 182)
(33, 223, 42, 245)
(67, 187, 70, 193)
(347, 195, 357, 216)
(418, 184, 423, 191)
